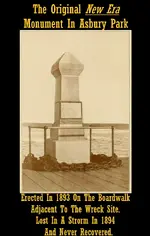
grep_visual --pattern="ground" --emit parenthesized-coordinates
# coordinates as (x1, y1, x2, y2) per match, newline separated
(21, 158, 130, 192)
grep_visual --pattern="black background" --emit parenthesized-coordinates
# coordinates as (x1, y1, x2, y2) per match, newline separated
(7, 1, 146, 236)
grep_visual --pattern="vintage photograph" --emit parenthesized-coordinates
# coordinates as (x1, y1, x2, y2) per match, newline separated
(20, 30, 131, 193)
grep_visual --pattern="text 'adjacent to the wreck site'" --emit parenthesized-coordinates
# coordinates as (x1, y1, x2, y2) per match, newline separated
(21, 193, 130, 235)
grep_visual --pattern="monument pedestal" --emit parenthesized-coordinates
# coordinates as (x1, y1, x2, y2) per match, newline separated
(46, 52, 90, 163)
(46, 138, 90, 164)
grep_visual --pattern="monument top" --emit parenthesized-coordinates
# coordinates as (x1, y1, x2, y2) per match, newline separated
(51, 52, 84, 77)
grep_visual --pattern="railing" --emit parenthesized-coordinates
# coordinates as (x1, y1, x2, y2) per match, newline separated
(23, 123, 129, 158)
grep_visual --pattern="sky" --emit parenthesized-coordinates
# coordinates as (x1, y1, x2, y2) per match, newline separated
(20, 30, 131, 124)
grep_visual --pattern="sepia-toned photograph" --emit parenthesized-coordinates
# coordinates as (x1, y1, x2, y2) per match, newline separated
(20, 30, 131, 193)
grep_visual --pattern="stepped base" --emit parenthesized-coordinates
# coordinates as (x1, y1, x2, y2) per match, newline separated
(46, 138, 90, 164)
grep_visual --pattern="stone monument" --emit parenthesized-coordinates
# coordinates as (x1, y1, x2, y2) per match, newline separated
(46, 52, 90, 163)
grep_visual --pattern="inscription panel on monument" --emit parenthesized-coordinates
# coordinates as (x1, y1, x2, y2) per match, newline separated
(61, 102, 82, 118)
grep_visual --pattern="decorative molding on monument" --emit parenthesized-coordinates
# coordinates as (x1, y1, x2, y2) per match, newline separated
(60, 118, 83, 124)
(50, 125, 85, 140)
(58, 134, 85, 137)
(55, 101, 82, 104)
